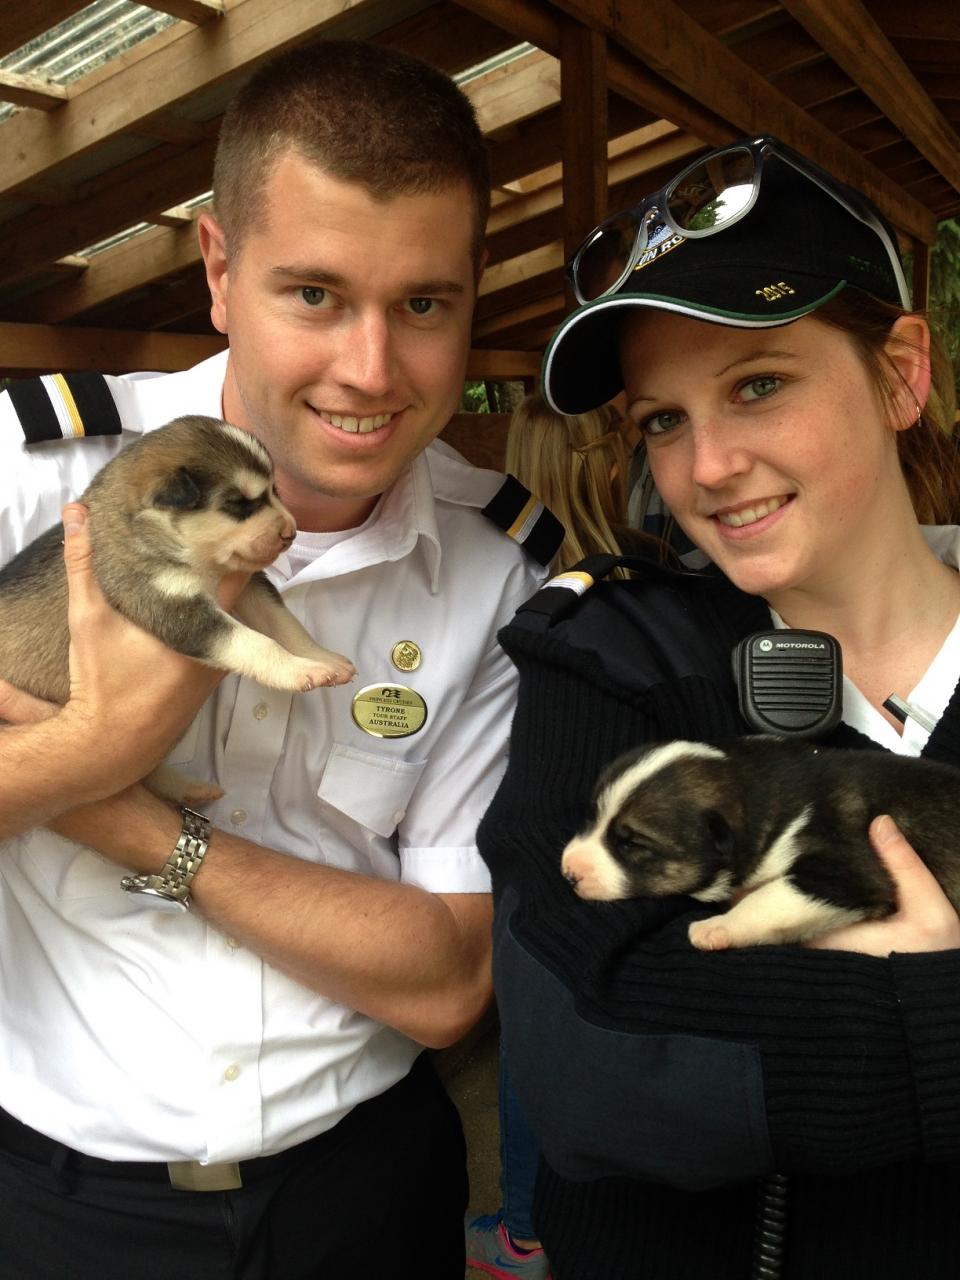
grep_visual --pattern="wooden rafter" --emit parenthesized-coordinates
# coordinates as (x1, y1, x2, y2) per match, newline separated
(559, 19, 607, 264)
(0, 71, 68, 111)
(545, 0, 939, 243)
(0, 0, 956, 380)
(778, 0, 960, 195)
(0, 0, 413, 199)
(147, 0, 225, 22)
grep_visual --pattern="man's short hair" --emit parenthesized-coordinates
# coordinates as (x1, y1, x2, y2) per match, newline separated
(213, 39, 490, 265)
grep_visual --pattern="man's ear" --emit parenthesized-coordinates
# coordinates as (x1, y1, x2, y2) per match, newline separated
(884, 314, 932, 430)
(197, 211, 230, 336)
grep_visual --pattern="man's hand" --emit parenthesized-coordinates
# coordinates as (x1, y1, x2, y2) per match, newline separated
(59, 502, 224, 741)
(0, 504, 225, 815)
(809, 815, 960, 955)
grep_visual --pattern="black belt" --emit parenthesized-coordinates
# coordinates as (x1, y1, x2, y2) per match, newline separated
(0, 1052, 431, 1192)
(0, 1103, 310, 1190)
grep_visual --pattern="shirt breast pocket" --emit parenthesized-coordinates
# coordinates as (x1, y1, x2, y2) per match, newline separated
(317, 743, 428, 838)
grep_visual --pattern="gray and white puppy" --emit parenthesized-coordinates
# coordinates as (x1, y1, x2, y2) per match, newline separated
(0, 414, 356, 801)
(561, 736, 960, 950)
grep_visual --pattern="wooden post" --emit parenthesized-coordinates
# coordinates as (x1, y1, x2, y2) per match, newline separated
(560, 19, 608, 310)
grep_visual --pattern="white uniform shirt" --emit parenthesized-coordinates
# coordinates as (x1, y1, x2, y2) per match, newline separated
(771, 525, 960, 755)
(0, 352, 545, 1162)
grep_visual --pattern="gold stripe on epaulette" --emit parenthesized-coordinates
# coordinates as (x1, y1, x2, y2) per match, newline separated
(51, 373, 85, 438)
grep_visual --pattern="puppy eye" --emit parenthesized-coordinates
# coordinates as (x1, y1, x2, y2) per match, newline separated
(611, 826, 652, 859)
(222, 493, 264, 521)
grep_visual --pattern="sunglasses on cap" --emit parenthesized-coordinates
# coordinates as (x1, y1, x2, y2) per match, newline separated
(565, 135, 910, 308)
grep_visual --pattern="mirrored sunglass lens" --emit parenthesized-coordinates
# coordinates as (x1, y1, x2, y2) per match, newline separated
(667, 147, 756, 232)
(575, 212, 639, 300)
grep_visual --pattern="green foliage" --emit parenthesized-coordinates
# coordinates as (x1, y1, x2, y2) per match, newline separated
(929, 219, 960, 393)
(459, 379, 526, 413)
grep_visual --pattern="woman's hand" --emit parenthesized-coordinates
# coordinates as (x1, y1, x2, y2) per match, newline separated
(809, 814, 960, 955)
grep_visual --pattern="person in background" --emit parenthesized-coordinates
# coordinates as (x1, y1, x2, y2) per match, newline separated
(466, 390, 644, 1280)
(480, 135, 960, 1278)
(506, 391, 643, 572)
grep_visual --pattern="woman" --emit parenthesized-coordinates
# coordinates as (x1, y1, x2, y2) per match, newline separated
(480, 136, 960, 1279)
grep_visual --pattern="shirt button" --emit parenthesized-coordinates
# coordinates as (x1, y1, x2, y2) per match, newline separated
(225, 937, 240, 950)
(392, 809, 406, 825)
(223, 1064, 241, 1083)
(252, 702, 270, 721)
(230, 809, 248, 827)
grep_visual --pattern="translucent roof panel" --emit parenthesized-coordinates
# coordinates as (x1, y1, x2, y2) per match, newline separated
(0, 1, 178, 122)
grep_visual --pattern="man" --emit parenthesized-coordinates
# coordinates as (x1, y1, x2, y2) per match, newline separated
(0, 40, 554, 1278)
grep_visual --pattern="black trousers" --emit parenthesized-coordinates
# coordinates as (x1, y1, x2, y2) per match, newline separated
(0, 1053, 467, 1279)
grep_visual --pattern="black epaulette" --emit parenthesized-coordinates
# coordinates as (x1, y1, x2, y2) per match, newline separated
(517, 552, 704, 627)
(7, 373, 122, 444)
(511, 552, 771, 698)
(519, 550, 701, 624)
(480, 474, 564, 567)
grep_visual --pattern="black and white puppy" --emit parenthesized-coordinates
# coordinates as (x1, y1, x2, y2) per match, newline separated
(561, 737, 960, 950)
(0, 414, 356, 801)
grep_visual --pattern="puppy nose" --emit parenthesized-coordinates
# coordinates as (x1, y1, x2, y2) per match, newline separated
(563, 869, 581, 888)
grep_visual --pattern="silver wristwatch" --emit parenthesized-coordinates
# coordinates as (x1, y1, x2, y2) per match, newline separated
(121, 806, 211, 910)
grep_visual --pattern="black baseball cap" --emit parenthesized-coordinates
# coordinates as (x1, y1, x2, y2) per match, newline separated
(542, 145, 907, 415)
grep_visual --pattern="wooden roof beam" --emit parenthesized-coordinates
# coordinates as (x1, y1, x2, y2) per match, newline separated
(466, 349, 541, 378)
(778, 0, 960, 197)
(468, 48, 561, 135)
(148, 0, 225, 22)
(0, 71, 68, 111)
(8, 223, 204, 325)
(0, 0, 426, 199)
(0, 321, 224, 374)
(0, 138, 217, 289)
(479, 241, 564, 298)
(547, 0, 937, 244)
(486, 126, 702, 263)
(560, 18, 607, 271)
(458, 0, 734, 147)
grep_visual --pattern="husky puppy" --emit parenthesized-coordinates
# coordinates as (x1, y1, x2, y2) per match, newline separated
(0, 415, 356, 801)
(561, 736, 960, 950)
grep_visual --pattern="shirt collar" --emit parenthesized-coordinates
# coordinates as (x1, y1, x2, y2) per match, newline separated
(274, 451, 443, 590)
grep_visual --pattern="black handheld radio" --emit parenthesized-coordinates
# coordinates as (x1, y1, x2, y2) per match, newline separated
(732, 630, 842, 738)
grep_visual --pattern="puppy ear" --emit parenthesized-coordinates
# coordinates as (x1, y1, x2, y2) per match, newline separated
(152, 467, 203, 511)
(705, 809, 735, 857)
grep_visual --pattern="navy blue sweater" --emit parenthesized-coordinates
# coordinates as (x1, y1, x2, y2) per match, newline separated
(480, 565, 960, 1280)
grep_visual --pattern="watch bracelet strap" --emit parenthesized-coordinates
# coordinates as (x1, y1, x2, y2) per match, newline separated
(121, 806, 211, 904)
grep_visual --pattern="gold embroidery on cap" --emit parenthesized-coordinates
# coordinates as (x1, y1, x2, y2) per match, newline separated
(755, 281, 796, 302)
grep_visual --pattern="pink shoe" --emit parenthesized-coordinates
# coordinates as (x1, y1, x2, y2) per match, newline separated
(465, 1213, 551, 1279)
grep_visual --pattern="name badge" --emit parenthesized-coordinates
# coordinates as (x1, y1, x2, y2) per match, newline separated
(351, 683, 428, 738)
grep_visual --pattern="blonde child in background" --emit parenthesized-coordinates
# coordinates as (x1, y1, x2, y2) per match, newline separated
(466, 390, 640, 1280)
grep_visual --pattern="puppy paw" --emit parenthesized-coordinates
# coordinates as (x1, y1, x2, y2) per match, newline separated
(178, 781, 226, 806)
(298, 652, 357, 691)
(688, 917, 732, 951)
(146, 766, 224, 806)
